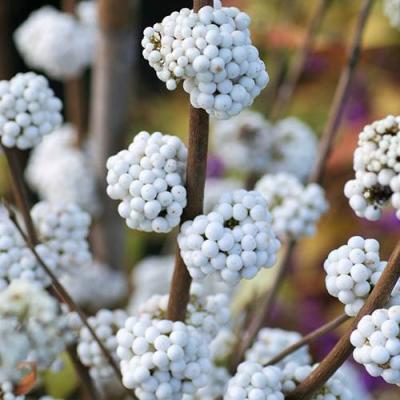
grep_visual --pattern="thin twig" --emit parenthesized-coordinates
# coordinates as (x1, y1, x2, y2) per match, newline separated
(264, 313, 349, 367)
(166, 0, 213, 322)
(270, 0, 331, 121)
(233, 0, 373, 371)
(287, 239, 400, 400)
(310, 0, 373, 185)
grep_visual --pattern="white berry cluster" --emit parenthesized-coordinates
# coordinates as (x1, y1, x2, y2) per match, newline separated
(204, 177, 243, 213)
(224, 361, 284, 400)
(77, 0, 98, 30)
(246, 328, 311, 367)
(116, 315, 212, 398)
(351, 306, 400, 385)
(107, 131, 188, 233)
(344, 115, 400, 220)
(178, 189, 280, 285)
(0, 73, 62, 149)
(26, 124, 100, 215)
(281, 362, 353, 399)
(0, 382, 25, 400)
(384, 0, 400, 30)
(255, 173, 328, 239)
(268, 117, 318, 182)
(138, 290, 230, 340)
(212, 111, 273, 173)
(142, 4, 269, 119)
(324, 236, 400, 317)
(14, 6, 95, 80)
(61, 261, 128, 313)
(0, 280, 70, 373)
(77, 309, 127, 380)
(31, 201, 92, 271)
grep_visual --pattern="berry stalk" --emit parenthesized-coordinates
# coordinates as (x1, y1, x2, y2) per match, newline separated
(166, 0, 213, 322)
(286, 239, 400, 400)
(233, 0, 373, 368)
(270, 0, 331, 121)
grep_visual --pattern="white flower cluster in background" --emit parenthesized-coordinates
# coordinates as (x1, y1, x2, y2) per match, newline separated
(116, 315, 212, 398)
(0, 213, 57, 290)
(384, 0, 400, 30)
(268, 117, 318, 182)
(142, 4, 269, 119)
(14, 6, 95, 80)
(138, 290, 230, 340)
(281, 362, 353, 399)
(204, 177, 243, 213)
(224, 361, 283, 400)
(61, 261, 128, 313)
(324, 236, 400, 317)
(256, 173, 328, 239)
(0, 280, 70, 375)
(31, 202, 92, 271)
(178, 189, 280, 285)
(26, 125, 100, 216)
(0, 73, 62, 149)
(77, 309, 127, 380)
(351, 306, 400, 385)
(107, 131, 188, 233)
(246, 328, 311, 367)
(212, 111, 272, 173)
(344, 115, 400, 220)
(77, 0, 98, 30)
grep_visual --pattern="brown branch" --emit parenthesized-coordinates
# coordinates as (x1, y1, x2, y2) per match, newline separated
(233, 0, 373, 372)
(270, 0, 331, 121)
(166, 0, 213, 322)
(310, 0, 373, 185)
(287, 239, 400, 400)
(89, 0, 136, 267)
(264, 313, 350, 367)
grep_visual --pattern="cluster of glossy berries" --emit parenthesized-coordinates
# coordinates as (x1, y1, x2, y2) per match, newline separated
(0, 280, 70, 374)
(344, 116, 400, 220)
(107, 131, 188, 233)
(0, 73, 62, 149)
(142, 4, 269, 119)
(77, 309, 127, 380)
(225, 361, 284, 400)
(255, 173, 328, 239)
(213, 111, 272, 173)
(351, 306, 400, 385)
(384, 0, 400, 30)
(31, 202, 92, 271)
(324, 236, 400, 317)
(14, 6, 95, 79)
(268, 117, 318, 182)
(204, 177, 243, 213)
(26, 125, 100, 215)
(178, 189, 280, 285)
(189, 365, 230, 400)
(246, 328, 311, 367)
(138, 290, 230, 340)
(116, 315, 211, 398)
(281, 362, 353, 399)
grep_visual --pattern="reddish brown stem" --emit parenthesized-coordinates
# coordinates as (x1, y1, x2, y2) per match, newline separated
(264, 313, 350, 367)
(310, 0, 373, 185)
(234, 0, 372, 372)
(270, 0, 331, 121)
(167, 0, 213, 322)
(287, 239, 400, 400)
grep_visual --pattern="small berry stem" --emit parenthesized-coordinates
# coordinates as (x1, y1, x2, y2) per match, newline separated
(166, 0, 213, 322)
(234, 0, 372, 370)
(61, 0, 88, 146)
(264, 313, 350, 367)
(270, 0, 331, 121)
(310, 0, 373, 185)
(286, 239, 400, 400)
(89, 0, 136, 267)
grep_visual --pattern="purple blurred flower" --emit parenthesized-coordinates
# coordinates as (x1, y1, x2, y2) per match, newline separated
(207, 154, 225, 178)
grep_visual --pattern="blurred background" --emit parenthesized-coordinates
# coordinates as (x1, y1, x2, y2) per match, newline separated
(1, 0, 400, 398)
